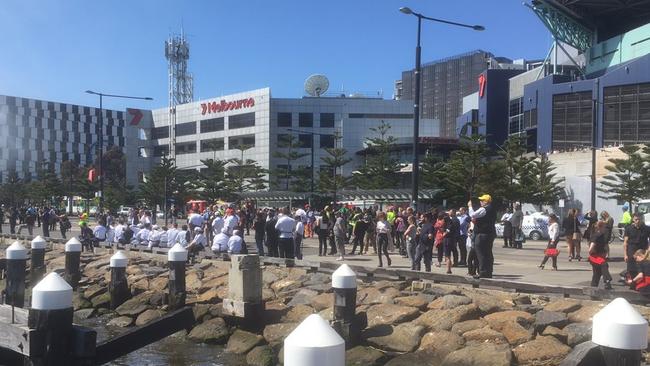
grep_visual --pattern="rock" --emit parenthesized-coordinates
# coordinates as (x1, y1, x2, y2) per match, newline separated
(442, 343, 513, 366)
(185, 271, 203, 292)
(513, 336, 571, 365)
(310, 292, 332, 311)
(262, 288, 275, 302)
(394, 295, 432, 310)
(262, 270, 280, 285)
(187, 317, 230, 344)
(73, 308, 96, 321)
(464, 291, 513, 314)
(385, 351, 442, 366)
(451, 319, 488, 335)
(345, 346, 387, 366)
(516, 304, 544, 314)
(318, 307, 333, 321)
(281, 304, 315, 323)
(418, 330, 464, 358)
(271, 279, 303, 294)
(287, 289, 319, 307)
(90, 292, 111, 309)
(422, 284, 462, 297)
(564, 322, 592, 346)
(363, 323, 426, 353)
(462, 326, 507, 344)
(197, 288, 221, 304)
(262, 322, 297, 347)
(427, 294, 472, 310)
(544, 298, 582, 313)
(83, 285, 107, 301)
(302, 272, 331, 286)
(568, 304, 604, 323)
(73, 293, 93, 310)
(365, 304, 420, 328)
(225, 329, 264, 354)
(490, 320, 533, 346)
(542, 325, 568, 343)
(135, 309, 164, 326)
(484, 310, 535, 328)
(414, 304, 480, 331)
(193, 304, 212, 323)
(534, 310, 568, 332)
(246, 345, 276, 366)
(357, 287, 400, 305)
(513, 295, 531, 305)
(115, 297, 150, 316)
(264, 301, 289, 324)
(149, 276, 168, 292)
(107, 316, 133, 327)
(132, 277, 150, 292)
(199, 275, 228, 293)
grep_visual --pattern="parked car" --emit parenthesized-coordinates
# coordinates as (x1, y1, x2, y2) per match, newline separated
(118, 206, 132, 216)
(495, 212, 549, 241)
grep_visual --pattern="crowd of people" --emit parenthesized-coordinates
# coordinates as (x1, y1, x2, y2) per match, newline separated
(0, 204, 72, 238)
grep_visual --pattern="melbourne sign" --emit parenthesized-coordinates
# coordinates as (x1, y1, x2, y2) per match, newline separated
(201, 97, 255, 115)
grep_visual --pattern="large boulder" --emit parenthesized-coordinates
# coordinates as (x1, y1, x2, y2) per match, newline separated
(83, 284, 107, 301)
(73, 308, 96, 321)
(135, 309, 164, 326)
(90, 292, 111, 309)
(115, 297, 149, 316)
(533, 310, 568, 332)
(394, 295, 432, 310)
(427, 294, 472, 310)
(463, 291, 514, 314)
(568, 304, 605, 323)
(365, 304, 420, 328)
(363, 323, 426, 353)
(418, 330, 464, 359)
(262, 322, 298, 347)
(513, 336, 572, 365)
(357, 287, 400, 305)
(345, 346, 387, 366)
(484, 310, 535, 328)
(564, 322, 593, 346)
(451, 319, 488, 335)
(246, 345, 276, 366)
(225, 329, 264, 354)
(442, 343, 513, 366)
(287, 289, 319, 307)
(281, 304, 315, 323)
(462, 326, 507, 344)
(544, 298, 582, 313)
(187, 317, 230, 344)
(107, 316, 133, 327)
(310, 293, 332, 311)
(384, 351, 442, 366)
(414, 304, 480, 331)
(542, 325, 568, 344)
(490, 320, 533, 346)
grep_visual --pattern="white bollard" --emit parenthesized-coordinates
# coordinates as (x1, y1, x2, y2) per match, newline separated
(30, 235, 47, 285)
(5, 241, 28, 307)
(168, 243, 188, 310)
(284, 314, 345, 366)
(31, 272, 73, 310)
(109, 251, 130, 309)
(592, 297, 648, 366)
(64, 238, 82, 289)
(332, 264, 357, 323)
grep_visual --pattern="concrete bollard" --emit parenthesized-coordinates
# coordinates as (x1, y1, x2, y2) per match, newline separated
(64, 238, 82, 289)
(109, 251, 131, 309)
(592, 297, 648, 366)
(168, 244, 187, 311)
(331, 264, 360, 346)
(29, 272, 74, 365)
(284, 314, 345, 366)
(4, 241, 28, 307)
(30, 235, 47, 286)
(222, 255, 264, 328)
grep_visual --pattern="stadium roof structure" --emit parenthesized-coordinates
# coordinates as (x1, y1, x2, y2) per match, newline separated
(239, 189, 442, 202)
(530, 0, 650, 50)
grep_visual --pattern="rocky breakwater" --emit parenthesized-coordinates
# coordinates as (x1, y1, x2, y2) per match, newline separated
(28, 249, 650, 366)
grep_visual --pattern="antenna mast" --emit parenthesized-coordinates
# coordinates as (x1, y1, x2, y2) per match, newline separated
(165, 28, 194, 160)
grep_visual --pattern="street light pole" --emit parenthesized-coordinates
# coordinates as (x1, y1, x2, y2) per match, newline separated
(85, 90, 152, 215)
(399, 7, 484, 212)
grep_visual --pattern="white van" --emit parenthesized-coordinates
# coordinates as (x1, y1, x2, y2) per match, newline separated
(495, 212, 549, 241)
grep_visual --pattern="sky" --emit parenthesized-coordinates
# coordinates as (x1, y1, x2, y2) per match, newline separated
(0, 0, 552, 111)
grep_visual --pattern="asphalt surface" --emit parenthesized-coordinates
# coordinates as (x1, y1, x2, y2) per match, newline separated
(0, 218, 628, 289)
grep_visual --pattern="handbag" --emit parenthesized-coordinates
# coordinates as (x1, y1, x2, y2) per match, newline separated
(544, 248, 559, 257)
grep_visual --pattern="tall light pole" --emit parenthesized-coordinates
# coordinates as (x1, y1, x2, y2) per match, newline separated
(399, 7, 484, 212)
(85, 90, 153, 214)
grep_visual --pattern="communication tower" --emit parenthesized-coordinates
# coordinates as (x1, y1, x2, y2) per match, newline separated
(165, 29, 194, 159)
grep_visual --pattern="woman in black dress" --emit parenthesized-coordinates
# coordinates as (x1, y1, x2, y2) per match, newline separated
(588, 220, 612, 289)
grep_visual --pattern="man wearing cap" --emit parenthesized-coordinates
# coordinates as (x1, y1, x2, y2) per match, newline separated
(468, 194, 497, 279)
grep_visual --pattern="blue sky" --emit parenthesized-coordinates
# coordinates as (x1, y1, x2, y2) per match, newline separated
(0, 0, 551, 111)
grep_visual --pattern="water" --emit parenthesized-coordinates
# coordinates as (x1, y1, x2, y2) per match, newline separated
(81, 314, 247, 366)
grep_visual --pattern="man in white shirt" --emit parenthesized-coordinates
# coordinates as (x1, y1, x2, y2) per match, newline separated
(93, 222, 108, 243)
(212, 214, 224, 238)
(187, 227, 207, 256)
(148, 225, 162, 248)
(135, 224, 151, 245)
(166, 223, 180, 248)
(177, 224, 189, 247)
(275, 207, 295, 259)
(212, 228, 230, 253)
(224, 209, 239, 235)
(188, 213, 204, 239)
(227, 230, 243, 254)
(159, 226, 169, 248)
(113, 219, 125, 245)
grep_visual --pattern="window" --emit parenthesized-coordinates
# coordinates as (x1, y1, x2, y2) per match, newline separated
(200, 117, 224, 133)
(229, 112, 255, 129)
(153, 145, 169, 157)
(151, 126, 169, 139)
(320, 135, 335, 148)
(299, 134, 312, 148)
(175, 141, 197, 155)
(299, 113, 313, 127)
(349, 113, 413, 119)
(138, 147, 147, 158)
(320, 113, 335, 128)
(229, 135, 255, 149)
(603, 83, 650, 144)
(176, 121, 196, 137)
(200, 138, 224, 152)
(551, 92, 592, 151)
(277, 112, 292, 127)
(277, 134, 292, 147)
(138, 171, 146, 183)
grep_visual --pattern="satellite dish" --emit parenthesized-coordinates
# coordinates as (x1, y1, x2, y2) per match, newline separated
(304, 74, 330, 97)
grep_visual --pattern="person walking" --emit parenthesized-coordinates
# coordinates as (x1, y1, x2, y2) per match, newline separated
(413, 213, 434, 271)
(457, 207, 470, 266)
(469, 194, 497, 279)
(448, 208, 460, 266)
(41, 207, 51, 238)
(350, 213, 368, 255)
(59, 214, 71, 240)
(253, 212, 266, 256)
(563, 208, 582, 261)
(510, 204, 524, 249)
(539, 214, 560, 270)
(588, 220, 613, 290)
(363, 210, 376, 255)
(9, 207, 18, 234)
(333, 212, 347, 261)
(294, 214, 304, 260)
(404, 215, 417, 265)
(434, 212, 446, 268)
(501, 208, 513, 248)
(623, 213, 650, 282)
(275, 207, 295, 259)
(265, 210, 279, 257)
(375, 211, 391, 267)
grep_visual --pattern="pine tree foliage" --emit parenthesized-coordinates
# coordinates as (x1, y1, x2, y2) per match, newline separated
(599, 144, 647, 207)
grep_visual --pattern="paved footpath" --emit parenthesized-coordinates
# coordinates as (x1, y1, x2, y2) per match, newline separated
(1, 220, 628, 289)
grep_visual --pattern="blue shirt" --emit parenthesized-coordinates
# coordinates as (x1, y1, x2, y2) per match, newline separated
(459, 214, 470, 236)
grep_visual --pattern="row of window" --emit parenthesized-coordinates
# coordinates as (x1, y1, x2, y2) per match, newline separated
(603, 83, 650, 143)
(277, 112, 334, 128)
(552, 92, 593, 150)
(151, 112, 256, 140)
(152, 135, 256, 156)
(276, 134, 335, 149)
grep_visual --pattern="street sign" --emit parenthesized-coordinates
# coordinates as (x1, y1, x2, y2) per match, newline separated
(559, 199, 565, 208)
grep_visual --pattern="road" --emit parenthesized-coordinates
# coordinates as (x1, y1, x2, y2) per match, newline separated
(0, 219, 628, 289)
